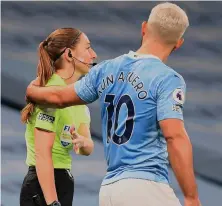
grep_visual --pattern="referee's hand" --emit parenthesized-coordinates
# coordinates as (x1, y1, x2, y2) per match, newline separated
(70, 125, 85, 154)
(71, 131, 85, 148)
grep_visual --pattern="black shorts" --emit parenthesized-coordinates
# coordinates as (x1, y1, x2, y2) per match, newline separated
(20, 166, 74, 206)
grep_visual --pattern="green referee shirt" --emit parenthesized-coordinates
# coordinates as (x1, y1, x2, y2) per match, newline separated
(25, 74, 90, 169)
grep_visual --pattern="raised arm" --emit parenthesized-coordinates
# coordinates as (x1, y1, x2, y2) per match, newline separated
(26, 64, 100, 108)
(26, 81, 85, 108)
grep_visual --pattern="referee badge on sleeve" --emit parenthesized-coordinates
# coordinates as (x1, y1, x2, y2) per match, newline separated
(172, 88, 185, 105)
(38, 113, 55, 123)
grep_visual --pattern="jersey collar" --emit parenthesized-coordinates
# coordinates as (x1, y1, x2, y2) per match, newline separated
(126, 51, 160, 61)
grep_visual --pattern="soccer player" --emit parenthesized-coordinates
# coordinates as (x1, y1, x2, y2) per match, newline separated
(26, 3, 201, 206)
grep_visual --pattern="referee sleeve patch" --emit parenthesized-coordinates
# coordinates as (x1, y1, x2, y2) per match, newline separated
(38, 113, 55, 124)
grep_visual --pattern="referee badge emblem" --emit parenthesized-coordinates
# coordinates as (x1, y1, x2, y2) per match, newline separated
(60, 125, 72, 147)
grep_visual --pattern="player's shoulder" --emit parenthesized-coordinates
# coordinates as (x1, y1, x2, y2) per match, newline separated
(89, 59, 111, 77)
(91, 54, 125, 76)
(155, 62, 185, 84)
(93, 59, 111, 69)
(94, 55, 125, 69)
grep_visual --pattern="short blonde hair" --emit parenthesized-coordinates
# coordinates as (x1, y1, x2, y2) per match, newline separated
(148, 2, 189, 44)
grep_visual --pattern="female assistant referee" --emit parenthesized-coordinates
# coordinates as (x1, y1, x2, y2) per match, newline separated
(20, 28, 97, 206)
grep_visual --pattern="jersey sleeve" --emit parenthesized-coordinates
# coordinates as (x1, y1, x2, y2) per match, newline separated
(156, 73, 186, 121)
(35, 107, 58, 132)
(74, 62, 105, 103)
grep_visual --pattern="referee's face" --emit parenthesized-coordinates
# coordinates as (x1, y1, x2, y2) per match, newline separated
(73, 33, 97, 74)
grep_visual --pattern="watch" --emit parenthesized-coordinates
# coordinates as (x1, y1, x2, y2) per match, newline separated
(48, 201, 61, 206)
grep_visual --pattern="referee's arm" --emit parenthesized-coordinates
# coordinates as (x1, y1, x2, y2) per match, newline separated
(26, 80, 85, 108)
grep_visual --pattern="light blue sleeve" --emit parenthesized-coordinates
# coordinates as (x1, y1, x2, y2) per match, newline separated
(156, 73, 186, 121)
(74, 64, 100, 103)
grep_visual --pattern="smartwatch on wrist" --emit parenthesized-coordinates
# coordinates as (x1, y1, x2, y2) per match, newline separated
(48, 201, 61, 206)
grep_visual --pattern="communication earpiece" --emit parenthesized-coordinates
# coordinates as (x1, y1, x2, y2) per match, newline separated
(68, 49, 97, 66)
(68, 50, 73, 58)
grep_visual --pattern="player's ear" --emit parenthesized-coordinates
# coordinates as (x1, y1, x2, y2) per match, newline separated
(174, 38, 184, 51)
(141, 21, 147, 37)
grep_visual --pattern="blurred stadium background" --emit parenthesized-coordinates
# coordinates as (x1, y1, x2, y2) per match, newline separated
(1, 1, 222, 206)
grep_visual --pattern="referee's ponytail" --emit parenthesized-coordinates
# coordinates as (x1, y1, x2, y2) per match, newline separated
(21, 28, 82, 123)
(21, 41, 53, 123)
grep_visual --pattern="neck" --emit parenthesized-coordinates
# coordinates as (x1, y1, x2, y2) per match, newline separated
(136, 39, 173, 63)
(56, 66, 82, 85)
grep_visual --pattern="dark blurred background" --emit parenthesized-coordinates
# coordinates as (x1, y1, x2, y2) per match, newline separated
(1, 1, 222, 206)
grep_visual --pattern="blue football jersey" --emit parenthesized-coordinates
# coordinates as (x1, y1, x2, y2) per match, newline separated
(74, 51, 186, 185)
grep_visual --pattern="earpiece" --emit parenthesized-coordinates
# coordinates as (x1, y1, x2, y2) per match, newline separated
(68, 49, 97, 66)
(68, 50, 72, 58)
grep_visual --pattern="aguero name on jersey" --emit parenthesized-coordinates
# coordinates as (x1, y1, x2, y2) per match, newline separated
(74, 51, 186, 185)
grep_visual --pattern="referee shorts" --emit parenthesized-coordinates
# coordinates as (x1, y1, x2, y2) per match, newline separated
(99, 178, 182, 206)
(20, 166, 74, 206)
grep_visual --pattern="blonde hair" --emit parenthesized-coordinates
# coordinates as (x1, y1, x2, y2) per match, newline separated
(147, 2, 189, 45)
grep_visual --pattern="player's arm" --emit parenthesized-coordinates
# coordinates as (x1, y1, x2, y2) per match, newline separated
(26, 80, 85, 108)
(159, 119, 199, 204)
(34, 129, 58, 205)
(156, 74, 200, 205)
(26, 64, 101, 108)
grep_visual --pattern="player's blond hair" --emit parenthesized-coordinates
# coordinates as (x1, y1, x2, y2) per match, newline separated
(148, 2, 189, 45)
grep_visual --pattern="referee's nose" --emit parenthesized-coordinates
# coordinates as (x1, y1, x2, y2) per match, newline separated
(90, 48, 97, 60)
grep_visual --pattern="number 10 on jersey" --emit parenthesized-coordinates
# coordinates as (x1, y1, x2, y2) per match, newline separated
(104, 94, 135, 145)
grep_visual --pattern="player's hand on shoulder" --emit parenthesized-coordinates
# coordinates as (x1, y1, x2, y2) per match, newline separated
(26, 77, 41, 102)
(28, 77, 41, 88)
